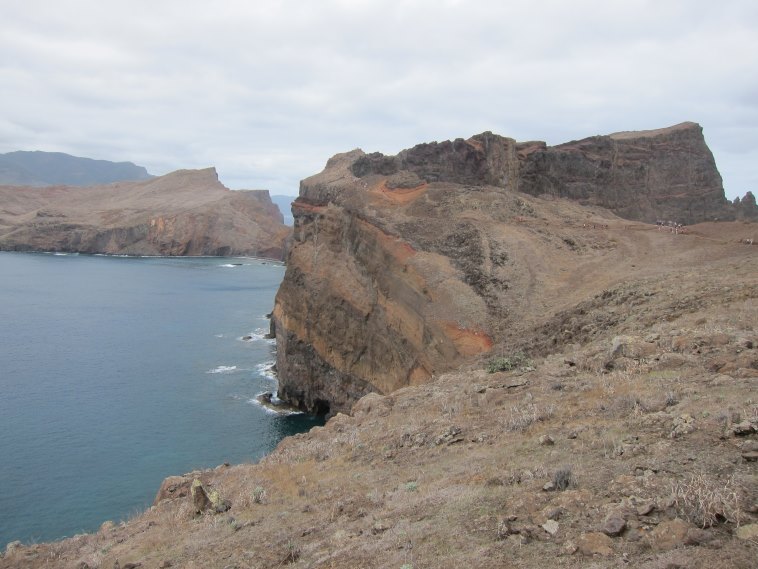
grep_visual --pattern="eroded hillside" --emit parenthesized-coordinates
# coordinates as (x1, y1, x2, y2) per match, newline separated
(272, 125, 746, 416)
(2, 218, 756, 568)
(0, 168, 290, 259)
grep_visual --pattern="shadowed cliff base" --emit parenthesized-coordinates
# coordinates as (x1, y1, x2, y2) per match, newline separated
(0, 168, 290, 259)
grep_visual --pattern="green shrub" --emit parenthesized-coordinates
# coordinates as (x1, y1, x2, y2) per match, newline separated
(252, 486, 266, 504)
(487, 352, 532, 373)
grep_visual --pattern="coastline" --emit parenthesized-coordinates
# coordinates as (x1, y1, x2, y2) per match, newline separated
(0, 253, 309, 548)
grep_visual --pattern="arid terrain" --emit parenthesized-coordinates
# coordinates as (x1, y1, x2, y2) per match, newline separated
(3, 207, 755, 569)
(2, 125, 756, 568)
(0, 168, 289, 259)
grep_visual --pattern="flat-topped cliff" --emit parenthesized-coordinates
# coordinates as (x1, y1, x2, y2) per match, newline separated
(349, 122, 729, 225)
(273, 123, 739, 415)
(0, 168, 289, 259)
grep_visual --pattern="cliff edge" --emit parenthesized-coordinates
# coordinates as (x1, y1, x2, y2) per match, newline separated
(273, 123, 737, 415)
(0, 168, 290, 259)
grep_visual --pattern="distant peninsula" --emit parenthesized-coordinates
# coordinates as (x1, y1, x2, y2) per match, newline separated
(0, 168, 289, 259)
(0, 150, 153, 187)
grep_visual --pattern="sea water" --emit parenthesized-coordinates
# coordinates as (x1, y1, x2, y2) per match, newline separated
(0, 252, 321, 547)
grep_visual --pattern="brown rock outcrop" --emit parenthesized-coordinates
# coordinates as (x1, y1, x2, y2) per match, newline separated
(274, 123, 734, 415)
(519, 122, 729, 224)
(350, 122, 728, 225)
(0, 168, 289, 259)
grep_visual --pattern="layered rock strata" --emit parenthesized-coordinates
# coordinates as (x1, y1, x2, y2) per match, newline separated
(0, 168, 289, 258)
(274, 123, 732, 414)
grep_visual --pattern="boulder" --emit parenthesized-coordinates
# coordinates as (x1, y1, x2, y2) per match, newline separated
(647, 518, 694, 551)
(577, 532, 614, 556)
(191, 479, 212, 514)
(610, 335, 658, 359)
(600, 516, 626, 537)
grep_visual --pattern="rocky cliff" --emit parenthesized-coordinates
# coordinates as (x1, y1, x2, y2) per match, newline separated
(350, 122, 729, 225)
(273, 123, 735, 415)
(0, 168, 289, 259)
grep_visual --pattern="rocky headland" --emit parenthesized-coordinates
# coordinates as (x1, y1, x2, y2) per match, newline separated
(272, 122, 749, 415)
(0, 168, 290, 259)
(2, 123, 756, 568)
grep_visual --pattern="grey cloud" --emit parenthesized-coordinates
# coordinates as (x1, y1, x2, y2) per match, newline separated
(1, 0, 756, 198)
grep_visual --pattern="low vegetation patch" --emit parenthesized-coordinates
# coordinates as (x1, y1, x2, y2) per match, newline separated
(671, 473, 743, 528)
(487, 351, 532, 373)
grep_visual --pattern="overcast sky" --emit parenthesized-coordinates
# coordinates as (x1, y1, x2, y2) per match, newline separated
(2, 0, 756, 198)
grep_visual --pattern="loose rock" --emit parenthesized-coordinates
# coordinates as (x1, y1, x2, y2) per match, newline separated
(601, 516, 626, 537)
(577, 532, 614, 556)
(647, 518, 693, 551)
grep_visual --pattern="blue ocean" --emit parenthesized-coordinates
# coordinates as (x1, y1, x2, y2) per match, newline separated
(0, 252, 321, 547)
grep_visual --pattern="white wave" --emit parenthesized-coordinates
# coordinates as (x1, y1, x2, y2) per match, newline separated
(248, 392, 304, 416)
(206, 365, 238, 374)
(256, 361, 277, 381)
(219, 263, 239, 268)
(214, 334, 224, 338)
(240, 328, 275, 344)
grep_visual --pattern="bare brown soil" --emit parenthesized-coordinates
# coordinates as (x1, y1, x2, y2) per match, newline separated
(2, 216, 756, 569)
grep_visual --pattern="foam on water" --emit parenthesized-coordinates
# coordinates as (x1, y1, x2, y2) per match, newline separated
(248, 392, 304, 416)
(256, 361, 277, 381)
(206, 365, 238, 374)
(240, 328, 275, 344)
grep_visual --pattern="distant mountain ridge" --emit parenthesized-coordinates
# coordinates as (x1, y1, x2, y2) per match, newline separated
(0, 150, 152, 186)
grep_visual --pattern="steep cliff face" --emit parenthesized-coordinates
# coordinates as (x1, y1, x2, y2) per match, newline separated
(0, 168, 290, 258)
(350, 122, 728, 224)
(518, 122, 728, 224)
(274, 123, 733, 415)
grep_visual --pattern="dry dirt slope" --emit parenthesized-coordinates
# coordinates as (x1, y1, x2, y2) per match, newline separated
(2, 216, 757, 569)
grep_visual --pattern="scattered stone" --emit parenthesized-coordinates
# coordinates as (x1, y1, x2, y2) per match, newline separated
(611, 335, 658, 359)
(539, 434, 555, 446)
(77, 563, 91, 569)
(158, 562, 173, 569)
(100, 520, 116, 533)
(242, 335, 252, 341)
(742, 450, 758, 462)
(735, 523, 758, 541)
(671, 414, 695, 438)
(637, 502, 656, 516)
(647, 518, 693, 551)
(685, 528, 715, 546)
(731, 421, 757, 436)
(191, 479, 212, 514)
(562, 541, 578, 555)
(154, 475, 192, 505)
(542, 520, 560, 536)
(546, 507, 564, 521)
(567, 431, 578, 439)
(435, 425, 464, 445)
(577, 532, 614, 556)
(542, 481, 556, 492)
(601, 516, 626, 537)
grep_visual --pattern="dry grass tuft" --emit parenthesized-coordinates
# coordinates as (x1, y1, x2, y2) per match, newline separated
(671, 473, 744, 528)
